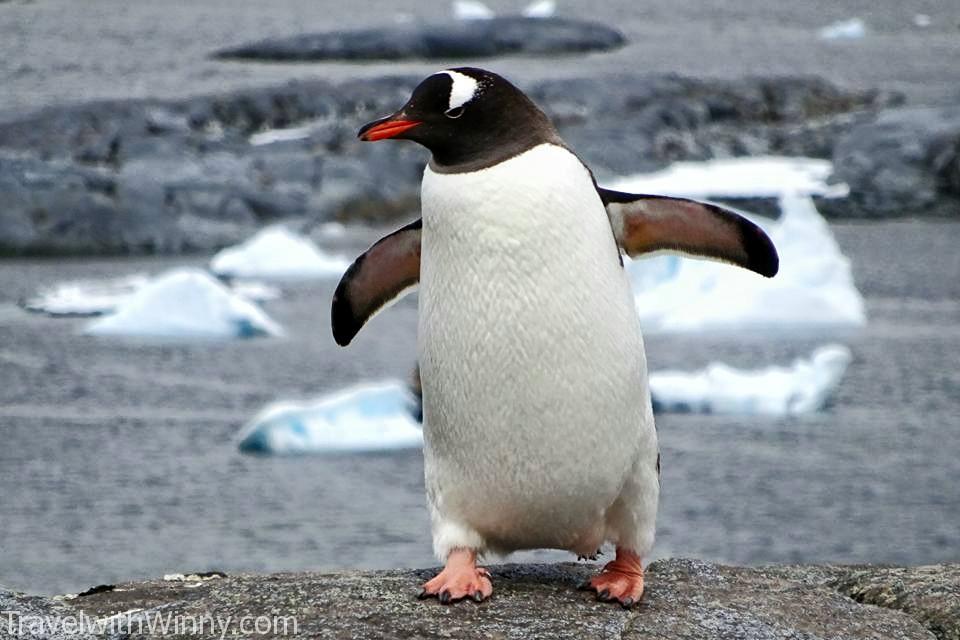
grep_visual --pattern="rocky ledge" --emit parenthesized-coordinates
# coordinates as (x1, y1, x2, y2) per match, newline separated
(2, 560, 957, 639)
(2, 71, 958, 256)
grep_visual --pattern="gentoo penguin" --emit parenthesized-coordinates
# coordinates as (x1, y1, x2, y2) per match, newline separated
(332, 68, 778, 607)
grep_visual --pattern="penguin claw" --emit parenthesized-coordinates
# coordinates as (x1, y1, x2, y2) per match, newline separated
(581, 547, 646, 608)
(419, 549, 493, 605)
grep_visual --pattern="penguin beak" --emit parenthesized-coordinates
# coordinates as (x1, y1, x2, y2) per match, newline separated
(358, 113, 422, 142)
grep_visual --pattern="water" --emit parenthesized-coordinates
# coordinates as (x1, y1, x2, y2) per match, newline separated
(1, 220, 958, 595)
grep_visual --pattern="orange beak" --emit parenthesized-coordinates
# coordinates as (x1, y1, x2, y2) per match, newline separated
(358, 115, 422, 141)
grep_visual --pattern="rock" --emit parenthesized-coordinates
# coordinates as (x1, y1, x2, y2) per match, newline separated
(0, 589, 97, 639)
(212, 16, 626, 62)
(9, 560, 956, 639)
(0, 72, 932, 256)
(830, 565, 960, 640)
(833, 106, 960, 218)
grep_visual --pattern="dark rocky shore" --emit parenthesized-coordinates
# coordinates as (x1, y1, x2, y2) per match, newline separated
(2, 560, 957, 639)
(3, 71, 957, 256)
(213, 16, 626, 62)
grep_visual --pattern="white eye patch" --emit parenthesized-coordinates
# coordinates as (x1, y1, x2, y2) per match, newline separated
(442, 70, 479, 111)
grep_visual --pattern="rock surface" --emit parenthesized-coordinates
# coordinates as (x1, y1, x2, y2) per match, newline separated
(833, 106, 960, 218)
(2, 560, 957, 639)
(0, 73, 910, 256)
(212, 16, 626, 62)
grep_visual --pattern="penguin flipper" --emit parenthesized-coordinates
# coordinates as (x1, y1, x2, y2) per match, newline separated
(598, 188, 779, 278)
(331, 218, 421, 346)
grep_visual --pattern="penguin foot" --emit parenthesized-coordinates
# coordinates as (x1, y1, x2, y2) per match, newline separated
(418, 548, 493, 604)
(581, 547, 644, 608)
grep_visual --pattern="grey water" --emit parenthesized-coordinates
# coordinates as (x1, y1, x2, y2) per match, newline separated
(1, 219, 958, 595)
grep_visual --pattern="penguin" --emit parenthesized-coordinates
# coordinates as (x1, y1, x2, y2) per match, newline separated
(332, 68, 778, 607)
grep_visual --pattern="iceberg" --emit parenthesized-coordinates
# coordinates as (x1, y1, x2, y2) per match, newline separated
(237, 381, 423, 455)
(210, 226, 350, 280)
(650, 344, 852, 416)
(23, 273, 279, 317)
(21, 273, 151, 317)
(819, 18, 867, 40)
(626, 194, 865, 334)
(85, 268, 283, 339)
(606, 156, 849, 199)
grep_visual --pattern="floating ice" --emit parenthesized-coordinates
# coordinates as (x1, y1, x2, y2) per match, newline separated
(453, 0, 494, 20)
(210, 226, 350, 280)
(229, 280, 282, 302)
(23, 273, 279, 316)
(607, 156, 849, 199)
(819, 18, 867, 40)
(522, 0, 556, 18)
(21, 274, 151, 317)
(249, 126, 313, 146)
(627, 194, 866, 333)
(85, 268, 283, 339)
(650, 344, 852, 416)
(237, 381, 423, 455)
(913, 13, 931, 27)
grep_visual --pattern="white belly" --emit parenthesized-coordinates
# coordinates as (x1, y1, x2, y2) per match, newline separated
(419, 143, 654, 552)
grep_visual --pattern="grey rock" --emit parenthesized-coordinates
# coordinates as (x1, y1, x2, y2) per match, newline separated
(212, 17, 626, 62)
(17, 560, 956, 639)
(0, 589, 96, 639)
(833, 107, 960, 218)
(0, 72, 931, 255)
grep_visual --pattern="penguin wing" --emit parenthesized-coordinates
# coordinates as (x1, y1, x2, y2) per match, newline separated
(331, 219, 421, 346)
(598, 188, 779, 278)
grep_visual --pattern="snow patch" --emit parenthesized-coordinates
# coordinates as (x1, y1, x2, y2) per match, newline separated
(453, 0, 494, 20)
(210, 226, 350, 280)
(819, 18, 867, 40)
(237, 381, 422, 455)
(607, 156, 848, 199)
(650, 344, 852, 416)
(85, 268, 283, 339)
(628, 194, 866, 333)
(522, 0, 556, 18)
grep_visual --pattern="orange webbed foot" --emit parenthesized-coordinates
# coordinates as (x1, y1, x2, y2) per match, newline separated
(580, 547, 645, 608)
(418, 549, 493, 604)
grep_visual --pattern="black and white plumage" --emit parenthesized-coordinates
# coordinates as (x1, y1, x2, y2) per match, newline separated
(333, 67, 777, 604)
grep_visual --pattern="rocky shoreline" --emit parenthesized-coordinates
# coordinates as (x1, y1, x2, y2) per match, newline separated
(1, 560, 957, 639)
(1, 72, 957, 256)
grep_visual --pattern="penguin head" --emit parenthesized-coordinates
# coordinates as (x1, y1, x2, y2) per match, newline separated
(358, 68, 556, 169)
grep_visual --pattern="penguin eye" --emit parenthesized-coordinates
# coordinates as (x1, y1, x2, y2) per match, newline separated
(444, 106, 465, 119)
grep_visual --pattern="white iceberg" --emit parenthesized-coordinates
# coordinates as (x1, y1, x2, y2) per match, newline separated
(625, 194, 865, 334)
(607, 156, 848, 199)
(21, 273, 151, 317)
(650, 344, 852, 416)
(522, 0, 556, 18)
(210, 226, 350, 280)
(249, 126, 313, 146)
(24, 273, 279, 317)
(237, 381, 423, 455)
(453, 0, 494, 20)
(85, 268, 283, 339)
(819, 18, 867, 40)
